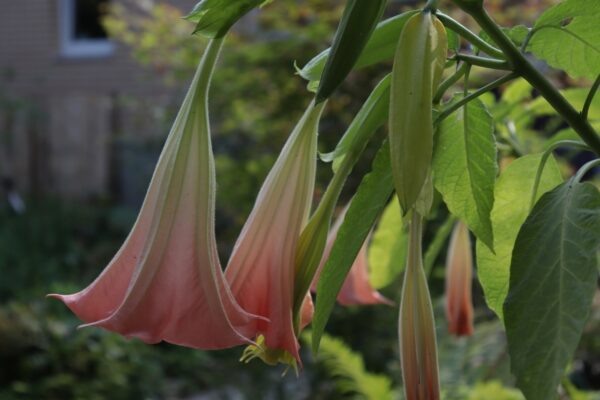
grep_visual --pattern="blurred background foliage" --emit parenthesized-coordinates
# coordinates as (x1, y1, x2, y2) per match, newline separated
(0, 0, 599, 399)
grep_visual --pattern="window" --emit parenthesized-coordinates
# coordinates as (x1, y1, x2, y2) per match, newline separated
(59, 0, 114, 58)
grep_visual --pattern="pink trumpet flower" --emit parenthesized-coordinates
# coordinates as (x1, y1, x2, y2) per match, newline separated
(399, 212, 440, 400)
(445, 220, 474, 336)
(225, 100, 326, 368)
(312, 207, 393, 306)
(48, 38, 262, 349)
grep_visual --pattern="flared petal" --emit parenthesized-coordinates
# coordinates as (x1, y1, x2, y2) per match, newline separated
(48, 38, 260, 350)
(225, 100, 326, 364)
(445, 221, 474, 336)
(312, 207, 393, 306)
(399, 212, 440, 400)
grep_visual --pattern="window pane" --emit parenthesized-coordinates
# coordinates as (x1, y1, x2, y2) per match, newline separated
(73, 0, 110, 40)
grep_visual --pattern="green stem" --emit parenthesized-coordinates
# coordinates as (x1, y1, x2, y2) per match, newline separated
(454, 54, 511, 70)
(582, 74, 600, 121)
(529, 140, 589, 211)
(423, 215, 456, 277)
(435, 72, 518, 125)
(454, 3, 600, 155)
(435, 12, 504, 58)
(573, 158, 600, 184)
(433, 63, 469, 104)
(503, 121, 526, 157)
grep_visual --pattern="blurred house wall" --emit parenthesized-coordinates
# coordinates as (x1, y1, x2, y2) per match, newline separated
(0, 0, 197, 200)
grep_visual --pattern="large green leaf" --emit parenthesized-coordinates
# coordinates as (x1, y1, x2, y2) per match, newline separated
(315, 0, 387, 102)
(312, 141, 394, 352)
(528, 0, 600, 79)
(476, 154, 563, 319)
(504, 180, 600, 400)
(368, 197, 407, 289)
(433, 96, 496, 250)
(186, 0, 271, 38)
(299, 10, 419, 83)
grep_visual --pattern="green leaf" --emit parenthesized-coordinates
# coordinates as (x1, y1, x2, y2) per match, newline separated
(186, 0, 271, 38)
(299, 10, 419, 83)
(313, 141, 394, 352)
(506, 25, 529, 46)
(535, 0, 592, 26)
(476, 154, 563, 319)
(321, 74, 390, 172)
(504, 180, 600, 400)
(432, 96, 496, 250)
(368, 196, 407, 289)
(530, 17, 600, 80)
(528, 0, 600, 79)
(447, 29, 460, 53)
(315, 0, 387, 102)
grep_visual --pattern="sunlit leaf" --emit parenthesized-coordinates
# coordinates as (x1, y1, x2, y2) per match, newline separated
(433, 96, 496, 250)
(368, 197, 407, 289)
(476, 154, 563, 319)
(528, 0, 600, 79)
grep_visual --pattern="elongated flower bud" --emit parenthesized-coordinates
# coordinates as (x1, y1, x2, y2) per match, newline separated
(389, 11, 447, 214)
(399, 212, 440, 400)
(445, 221, 474, 336)
(225, 100, 326, 368)
(48, 38, 262, 349)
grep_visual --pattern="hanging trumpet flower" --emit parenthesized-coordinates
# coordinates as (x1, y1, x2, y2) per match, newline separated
(48, 39, 263, 350)
(445, 221, 474, 337)
(225, 100, 326, 368)
(399, 212, 441, 400)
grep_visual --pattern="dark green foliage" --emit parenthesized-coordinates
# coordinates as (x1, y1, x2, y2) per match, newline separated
(315, 0, 387, 102)
(504, 180, 600, 400)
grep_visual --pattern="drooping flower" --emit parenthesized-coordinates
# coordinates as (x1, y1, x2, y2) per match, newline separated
(312, 206, 393, 306)
(445, 220, 474, 337)
(225, 100, 326, 367)
(399, 212, 440, 400)
(48, 38, 262, 349)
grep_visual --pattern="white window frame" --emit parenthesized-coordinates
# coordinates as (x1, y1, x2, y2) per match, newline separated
(59, 0, 115, 58)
